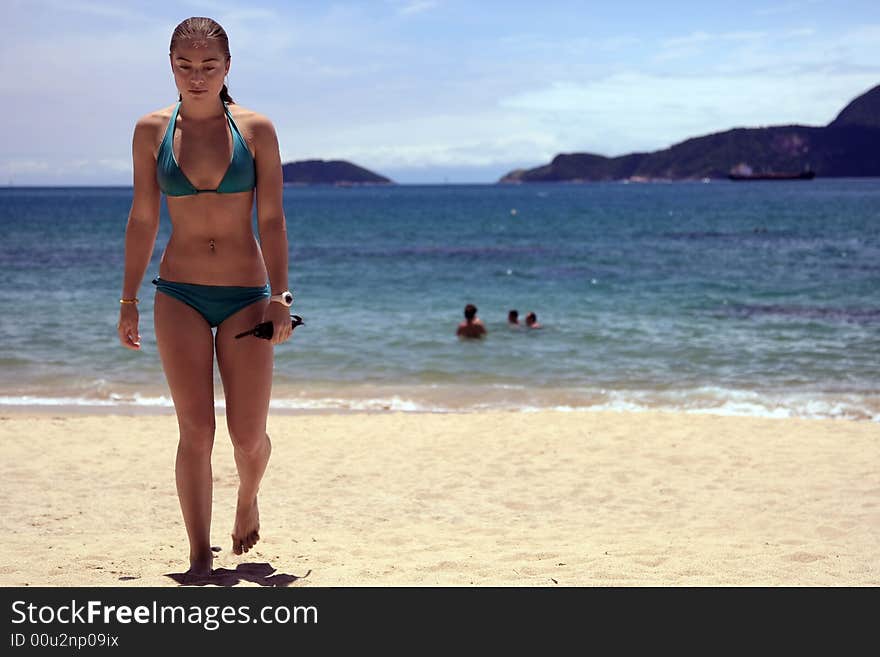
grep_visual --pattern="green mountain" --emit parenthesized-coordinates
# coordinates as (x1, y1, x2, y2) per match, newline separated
(282, 159, 392, 185)
(499, 84, 880, 182)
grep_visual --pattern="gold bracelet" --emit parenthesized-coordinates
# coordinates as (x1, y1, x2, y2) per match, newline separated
(119, 297, 139, 305)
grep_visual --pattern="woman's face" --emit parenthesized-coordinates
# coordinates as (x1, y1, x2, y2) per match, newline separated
(170, 38, 230, 101)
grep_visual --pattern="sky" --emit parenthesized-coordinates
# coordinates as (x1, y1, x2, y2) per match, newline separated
(3, 0, 880, 184)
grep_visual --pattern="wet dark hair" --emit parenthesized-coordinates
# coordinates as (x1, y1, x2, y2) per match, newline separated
(508, 309, 519, 322)
(525, 312, 537, 324)
(464, 304, 478, 320)
(170, 17, 234, 104)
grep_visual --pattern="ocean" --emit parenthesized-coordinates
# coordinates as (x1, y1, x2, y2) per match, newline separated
(1, 180, 878, 420)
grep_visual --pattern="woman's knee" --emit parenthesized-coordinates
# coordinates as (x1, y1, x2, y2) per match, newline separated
(228, 422, 269, 456)
(177, 414, 216, 452)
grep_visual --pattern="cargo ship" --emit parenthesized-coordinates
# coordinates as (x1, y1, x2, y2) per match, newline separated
(728, 163, 815, 181)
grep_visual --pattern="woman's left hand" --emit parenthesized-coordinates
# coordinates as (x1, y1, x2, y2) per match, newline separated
(264, 302, 294, 345)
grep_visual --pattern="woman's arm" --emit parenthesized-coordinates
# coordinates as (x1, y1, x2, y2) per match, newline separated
(121, 117, 161, 300)
(253, 115, 289, 295)
(253, 115, 293, 345)
(117, 116, 160, 350)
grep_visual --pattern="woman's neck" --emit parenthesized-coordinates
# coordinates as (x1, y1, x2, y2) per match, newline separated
(179, 96, 226, 121)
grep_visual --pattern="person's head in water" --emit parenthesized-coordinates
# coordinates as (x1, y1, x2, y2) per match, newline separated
(457, 303, 486, 338)
(525, 311, 542, 328)
(508, 309, 519, 325)
(170, 17, 233, 104)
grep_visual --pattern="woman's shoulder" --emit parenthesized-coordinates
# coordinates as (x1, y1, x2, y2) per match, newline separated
(133, 104, 178, 136)
(228, 104, 279, 152)
(137, 104, 177, 125)
(130, 104, 177, 157)
(228, 104, 276, 134)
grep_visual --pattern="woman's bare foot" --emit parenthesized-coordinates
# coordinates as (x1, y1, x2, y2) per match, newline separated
(231, 496, 260, 555)
(183, 550, 214, 582)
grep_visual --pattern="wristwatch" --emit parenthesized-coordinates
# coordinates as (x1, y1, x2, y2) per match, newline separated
(270, 290, 294, 307)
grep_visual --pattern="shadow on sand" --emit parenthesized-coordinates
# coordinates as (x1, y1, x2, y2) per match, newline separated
(163, 562, 309, 587)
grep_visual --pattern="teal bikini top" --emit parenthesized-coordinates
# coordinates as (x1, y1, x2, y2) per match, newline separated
(157, 101, 256, 196)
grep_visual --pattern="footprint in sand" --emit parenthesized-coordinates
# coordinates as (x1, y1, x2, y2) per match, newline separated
(786, 552, 825, 563)
(816, 525, 847, 539)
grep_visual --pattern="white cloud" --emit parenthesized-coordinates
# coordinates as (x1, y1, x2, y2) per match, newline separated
(496, 32, 641, 58)
(594, 35, 642, 52)
(0, 157, 134, 185)
(654, 25, 823, 64)
(181, 0, 277, 21)
(398, 1, 439, 15)
(781, 27, 816, 38)
(281, 111, 564, 170)
(1, 160, 51, 174)
(662, 30, 766, 49)
(499, 71, 880, 156)
(96, 158, 133, 172)
(656, 29, 775, 62)
(40, 0, 153, 21)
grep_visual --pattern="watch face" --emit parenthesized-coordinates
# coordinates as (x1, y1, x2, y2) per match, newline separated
(284, 292, 293, 305)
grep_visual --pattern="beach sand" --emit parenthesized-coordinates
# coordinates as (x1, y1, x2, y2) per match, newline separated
(1, 410, 878, 586)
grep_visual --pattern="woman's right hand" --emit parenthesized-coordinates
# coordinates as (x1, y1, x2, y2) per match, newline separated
(117, 304, 142, 350)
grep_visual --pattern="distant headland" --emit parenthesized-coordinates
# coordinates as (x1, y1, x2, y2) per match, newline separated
(499, 83, 880, 183)
(282, 159, 393, 185)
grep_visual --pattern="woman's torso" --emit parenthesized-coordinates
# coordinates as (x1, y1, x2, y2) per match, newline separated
(150, 101, 267, 286)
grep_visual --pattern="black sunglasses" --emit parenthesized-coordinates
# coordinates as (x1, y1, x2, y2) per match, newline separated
(235, 314, 304, 340)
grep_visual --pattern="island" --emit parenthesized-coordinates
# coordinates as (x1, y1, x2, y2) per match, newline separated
(499, 83, 880, 182)
(282, 159, 393, 185)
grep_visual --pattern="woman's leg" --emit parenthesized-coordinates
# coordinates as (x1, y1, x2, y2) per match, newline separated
(154, 292, 217, 575)
(215, 299, 274, 555)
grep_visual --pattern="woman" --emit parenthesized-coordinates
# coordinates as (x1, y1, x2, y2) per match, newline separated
(116, 17, 294, 578)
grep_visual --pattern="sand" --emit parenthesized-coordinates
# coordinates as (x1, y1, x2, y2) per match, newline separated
(1, 410, 878, 586)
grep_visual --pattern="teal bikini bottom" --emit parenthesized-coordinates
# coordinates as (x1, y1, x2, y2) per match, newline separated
(152, 277, 270, 328)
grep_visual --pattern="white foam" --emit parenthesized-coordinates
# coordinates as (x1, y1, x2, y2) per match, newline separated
(0, 388, 876, 421)
(269, 396, 432, 412)
(0, 395, 141, 407)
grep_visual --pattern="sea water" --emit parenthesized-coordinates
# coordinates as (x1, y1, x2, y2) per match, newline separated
(0, 180, 877, 419)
